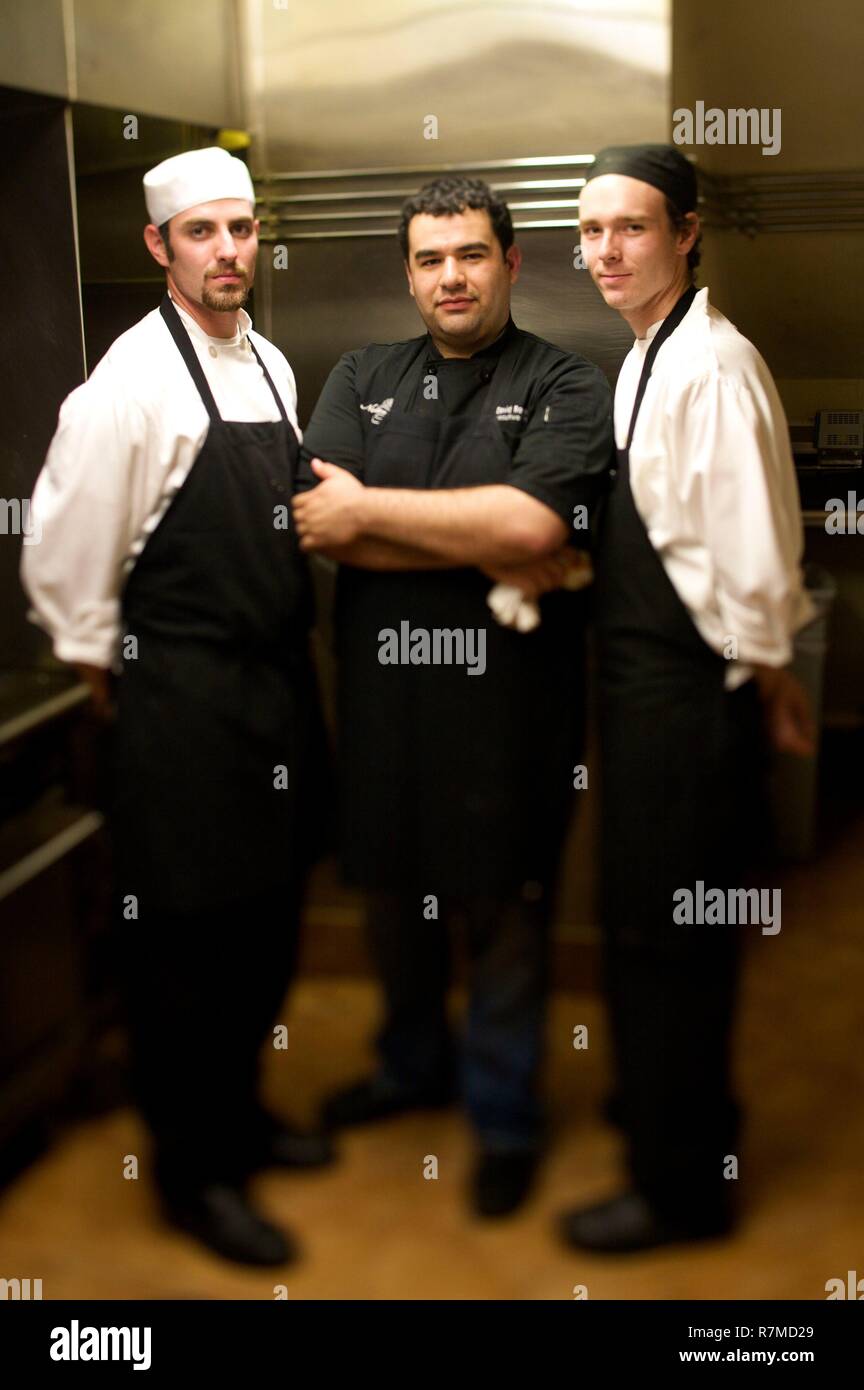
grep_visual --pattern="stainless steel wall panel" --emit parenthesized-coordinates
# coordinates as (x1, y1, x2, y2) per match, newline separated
(0, 0, 69, 101)
(73, 0, 243, 127)
(248, 0, 669, 171)
(0, 0, 243, 126)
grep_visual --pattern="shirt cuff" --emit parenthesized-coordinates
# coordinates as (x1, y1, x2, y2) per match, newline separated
(715, 589, 815, 671)
(52, 634, 119, 668)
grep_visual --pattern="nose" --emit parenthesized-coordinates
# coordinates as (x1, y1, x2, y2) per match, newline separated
(214, 227, 240, 261)
(440, 255, 467, 287)
(598, 229, 621, 262)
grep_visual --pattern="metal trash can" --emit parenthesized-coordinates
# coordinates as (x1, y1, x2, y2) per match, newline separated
(768, 563, 837, 860)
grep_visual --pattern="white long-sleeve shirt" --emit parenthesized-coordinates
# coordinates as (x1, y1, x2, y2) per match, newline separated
(614, 286, 815, 689)
(21, 296, 301, 669)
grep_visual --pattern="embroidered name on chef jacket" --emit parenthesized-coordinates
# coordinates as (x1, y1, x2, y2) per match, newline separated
(495, 404, 525, 422)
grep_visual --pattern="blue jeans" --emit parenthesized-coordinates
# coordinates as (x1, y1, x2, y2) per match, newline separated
(366, 889, 552, 1149)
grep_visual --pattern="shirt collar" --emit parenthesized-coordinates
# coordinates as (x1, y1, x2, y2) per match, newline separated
(424, 314, 517, 364)
(169, 293, 252, 348)
(637, 286, 706, 345)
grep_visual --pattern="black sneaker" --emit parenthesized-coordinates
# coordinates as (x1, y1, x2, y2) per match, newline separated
(162, 1183, 297, 1266)
(558, 1190, 735, 1254)
(470, 1149, 539, 1218)
(322, 1073, 455, 1130)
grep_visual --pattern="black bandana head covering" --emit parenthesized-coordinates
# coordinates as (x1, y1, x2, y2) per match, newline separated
(583, 144, 698, 213)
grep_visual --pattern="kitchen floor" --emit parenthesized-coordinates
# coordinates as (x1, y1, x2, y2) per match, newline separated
(1, 792, 861, 1300)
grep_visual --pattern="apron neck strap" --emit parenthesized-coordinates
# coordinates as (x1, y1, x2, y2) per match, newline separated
(159, 294, 290, 429)
(248, 340, 290, 427)
(160, 294, 221, 423)
(625, 284, 697, 450)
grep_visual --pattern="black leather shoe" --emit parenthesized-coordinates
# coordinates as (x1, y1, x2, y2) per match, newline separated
(162, 1183, 297, 1266)
(257, 1123, 335, 1170)
(470, 1149, 539, 1218)
(559, 1191, 734, 1254)
(322, 1074, 455, 1129)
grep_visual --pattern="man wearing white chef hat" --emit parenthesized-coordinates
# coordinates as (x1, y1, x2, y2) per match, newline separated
(22, 146, 333, 1267)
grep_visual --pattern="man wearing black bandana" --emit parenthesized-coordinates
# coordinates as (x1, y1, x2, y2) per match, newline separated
(558, 145, 816, 1251)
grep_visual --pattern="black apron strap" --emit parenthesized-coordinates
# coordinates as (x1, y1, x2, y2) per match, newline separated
(159, 294, 221, 422)
(625, 285, 697, 449)
(159, 293, 291, 428)
(248, 340, 290, 428)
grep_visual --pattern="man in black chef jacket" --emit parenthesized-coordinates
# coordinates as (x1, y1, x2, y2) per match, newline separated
(557, 145, 816, 1251)
(22, 147, 332, 1267)
(293, 177, 612, 1216)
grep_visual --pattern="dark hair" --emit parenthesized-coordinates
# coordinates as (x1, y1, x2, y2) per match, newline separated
(158, 219, 175, 262)
(398, 176, 514, 260)
(665, 197, 701, 278)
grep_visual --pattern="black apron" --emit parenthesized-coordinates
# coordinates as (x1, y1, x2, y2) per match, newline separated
(114, 295, 325, 915)
(594, 283, 759, 919)
(594, 287, 763, 1215)
(335, 333, 587, 897)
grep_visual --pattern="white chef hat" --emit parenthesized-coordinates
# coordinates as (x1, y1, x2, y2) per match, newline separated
(143, 146, 255, 227)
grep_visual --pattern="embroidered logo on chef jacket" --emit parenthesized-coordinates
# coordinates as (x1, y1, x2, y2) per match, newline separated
(495, 404, 524, 422)
(360, 397, 394, 425)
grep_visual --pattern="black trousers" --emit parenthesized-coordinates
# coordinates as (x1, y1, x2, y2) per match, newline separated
(600, 678, 766, 1222)
(115, 883, 303, 1196)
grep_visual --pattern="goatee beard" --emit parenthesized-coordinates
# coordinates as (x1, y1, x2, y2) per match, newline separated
(201, 281, 250, 312)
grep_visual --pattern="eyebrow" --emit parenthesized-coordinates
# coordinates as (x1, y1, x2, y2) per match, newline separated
(178, 216, 254, 230)
(413, 241, 491, 260)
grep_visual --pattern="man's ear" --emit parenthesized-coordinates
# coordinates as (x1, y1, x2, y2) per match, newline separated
(678, 212, 700, 258)
(143, 223, 170, 268)
(404, 260, 416, 300)
(505, 243, 522, 284)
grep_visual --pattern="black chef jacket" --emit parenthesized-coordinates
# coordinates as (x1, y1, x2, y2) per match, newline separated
(297, 317, 612, 896)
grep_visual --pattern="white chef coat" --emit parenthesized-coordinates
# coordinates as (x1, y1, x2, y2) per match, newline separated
(21, 296, 301, 669)
(614, 286, 815, 690)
